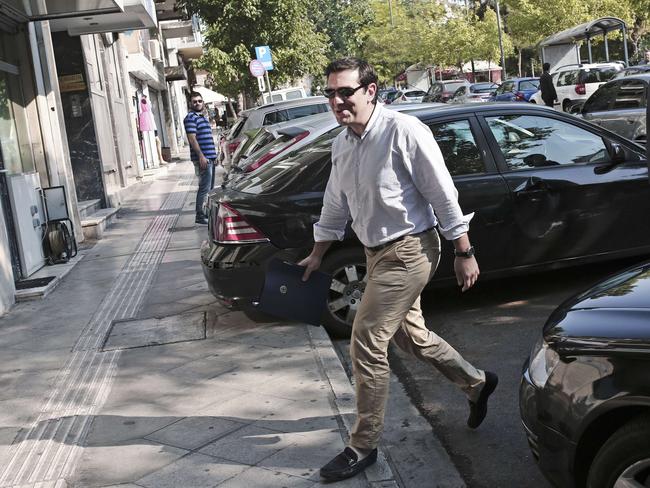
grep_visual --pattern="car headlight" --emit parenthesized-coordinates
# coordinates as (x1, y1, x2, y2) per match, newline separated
(528, 335, 560, 388)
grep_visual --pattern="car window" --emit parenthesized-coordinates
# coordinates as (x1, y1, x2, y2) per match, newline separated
(286, 104, 329, 120)
(285, 90, 303, 100)
(429, 84, 442, 95)
(406, 90, 427, 97)
(229, 116, 248, 139)
(582, 82, 618, 113)
(497, 82, 514, 94)
(613, 80, 647, 110)
(557, 70, 578, 87)
(485, 115, 609, 170)
(519, 80, 539, 90)
(472, 84, 496, 93)
(580, 67, 619, 84)
(263, 110, 289, 125)
(455, 87, 466, 96)
(429, 119, 485, 176)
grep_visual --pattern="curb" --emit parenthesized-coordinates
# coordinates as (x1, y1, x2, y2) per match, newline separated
(308, 325, 399, 488)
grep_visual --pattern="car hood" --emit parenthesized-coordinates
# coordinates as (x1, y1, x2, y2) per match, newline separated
(544, 261, 650, 348)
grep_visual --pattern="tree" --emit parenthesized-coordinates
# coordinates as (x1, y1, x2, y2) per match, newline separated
(178, 0, 329, 99)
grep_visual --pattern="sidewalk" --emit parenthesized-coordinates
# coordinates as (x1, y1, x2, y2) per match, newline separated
(0, 161, 399, 487)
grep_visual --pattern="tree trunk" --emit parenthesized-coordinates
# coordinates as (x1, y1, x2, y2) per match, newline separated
(518, 49, 522, 77)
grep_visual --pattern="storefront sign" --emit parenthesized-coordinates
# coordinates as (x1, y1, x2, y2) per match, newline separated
(58, 74, 86, 92)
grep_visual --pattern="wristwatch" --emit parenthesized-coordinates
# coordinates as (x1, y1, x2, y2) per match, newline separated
(454, 246, 475, 258)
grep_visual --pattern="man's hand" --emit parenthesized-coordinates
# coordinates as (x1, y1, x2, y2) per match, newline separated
(454, 256, 479, 292)
(298, 254, 322, 282)
(199, 154, 208, 170)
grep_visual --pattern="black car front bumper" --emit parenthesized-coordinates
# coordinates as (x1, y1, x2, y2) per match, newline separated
(520, 364, 578, 488)
(200, 238, 303, 309)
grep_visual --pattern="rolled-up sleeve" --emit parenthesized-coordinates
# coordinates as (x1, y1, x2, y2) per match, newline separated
(314, 152, 350, 242)
(401, 121, 473, 241)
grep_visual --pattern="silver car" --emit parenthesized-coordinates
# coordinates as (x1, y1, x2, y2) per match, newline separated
(581, 74, 648, 145)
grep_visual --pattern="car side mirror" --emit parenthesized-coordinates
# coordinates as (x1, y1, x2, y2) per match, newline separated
(610, 143, 626, 163)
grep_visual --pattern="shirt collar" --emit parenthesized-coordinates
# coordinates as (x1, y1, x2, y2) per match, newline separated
(346, 103, 383, 142)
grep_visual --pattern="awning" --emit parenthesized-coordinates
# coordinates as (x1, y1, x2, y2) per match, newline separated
(194, 86, 225, 104)
(164, 65, 187, 81)
(539, 17, 627, 47)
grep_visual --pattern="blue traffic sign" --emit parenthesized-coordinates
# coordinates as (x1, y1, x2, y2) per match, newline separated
(255, 45, 274, 71)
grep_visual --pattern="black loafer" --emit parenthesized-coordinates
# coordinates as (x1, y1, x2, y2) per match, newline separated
(320, 447, 377, 481)
(467, 371, 498, 429)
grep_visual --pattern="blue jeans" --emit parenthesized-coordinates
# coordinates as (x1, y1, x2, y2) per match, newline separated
(195, 159, 215, 216)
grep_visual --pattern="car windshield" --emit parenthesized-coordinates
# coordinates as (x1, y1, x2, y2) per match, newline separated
(229, 116, 247, 139)
(444, 81, 466, 92)
(232, 127, 343, 195)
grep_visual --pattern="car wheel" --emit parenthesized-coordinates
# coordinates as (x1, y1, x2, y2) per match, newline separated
(530, 99, 537, 104)
(587, 413, 650, 488)
(320, 247, 367, 338)
(562, 100, 571, 112)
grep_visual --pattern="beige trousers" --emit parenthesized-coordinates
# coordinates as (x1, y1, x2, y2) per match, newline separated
(349, 229, 485, 450)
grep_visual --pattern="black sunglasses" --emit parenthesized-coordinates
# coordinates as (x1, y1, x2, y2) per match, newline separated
(192, 99, 204, 104)
(322, 85, 367, 99)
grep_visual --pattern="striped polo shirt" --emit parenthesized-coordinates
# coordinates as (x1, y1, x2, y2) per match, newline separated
(183, 111, 218, 162)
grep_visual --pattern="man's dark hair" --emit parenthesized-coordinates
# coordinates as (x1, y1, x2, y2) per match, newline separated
(325, 57, 378, 102)
(189, 91, 203, 100)
(543, 62, 551, 71)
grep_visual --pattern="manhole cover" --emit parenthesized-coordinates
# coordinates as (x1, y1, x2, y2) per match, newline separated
(15, 276, 56, 290)
(102, 312, 206, 351)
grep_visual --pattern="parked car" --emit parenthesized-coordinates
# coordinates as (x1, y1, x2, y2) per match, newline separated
(520, 259, 650, 488)
(201, 103, 649, 337)
(392, 88, 428, 104)
(490, 78, 540, 102)
(449, 82, 499, 104)
(378, 88, 398, 104)
(422, 79, 470, 103)
(222, 97, 330, 168)
(552, 62, 623, 113)
(613, 64, 650, 79)
(580, 74, 648, 145)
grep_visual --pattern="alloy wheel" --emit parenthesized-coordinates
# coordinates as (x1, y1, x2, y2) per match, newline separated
(614, 459, 650, 488)
(327, 262, 368, 326)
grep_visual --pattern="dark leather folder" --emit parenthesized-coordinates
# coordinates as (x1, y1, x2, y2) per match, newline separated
(257, 258, 332, 326)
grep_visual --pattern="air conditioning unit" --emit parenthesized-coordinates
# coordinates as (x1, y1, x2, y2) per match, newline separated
(149, 40, 162, 61)
(6, 172, 46, 277)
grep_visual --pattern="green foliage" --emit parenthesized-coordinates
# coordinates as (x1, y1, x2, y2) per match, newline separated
(309, 0, 375, 58)
(179, 0, 329, 98)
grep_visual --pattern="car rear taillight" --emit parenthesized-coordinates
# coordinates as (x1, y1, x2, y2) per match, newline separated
(575, 84, 586, 95)
(514, 91, 525, 101)
(226, 140, 241, 155)
(213, 203, 268, 243)
(245, 130, 310, 173)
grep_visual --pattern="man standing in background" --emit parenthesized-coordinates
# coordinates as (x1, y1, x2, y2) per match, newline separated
(184, 92, 217, 225)
(539, 63, 557, 108)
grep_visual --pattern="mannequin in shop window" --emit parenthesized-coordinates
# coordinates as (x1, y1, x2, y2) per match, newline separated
(138, 95, 158, 168)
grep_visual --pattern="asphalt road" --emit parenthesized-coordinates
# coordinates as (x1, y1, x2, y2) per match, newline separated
(333, 256, 647, 488)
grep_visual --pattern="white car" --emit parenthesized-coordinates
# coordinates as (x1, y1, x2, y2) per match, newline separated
(392, 88, 428, 104)
(551, 62, 623, 112)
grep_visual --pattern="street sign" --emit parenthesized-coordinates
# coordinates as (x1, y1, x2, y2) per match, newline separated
(249, 59, 265, 77)
(255, 45, 274, 71)
(257, 76, 266, 92)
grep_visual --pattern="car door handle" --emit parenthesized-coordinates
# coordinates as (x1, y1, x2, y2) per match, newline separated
(513, 177, 548, 194)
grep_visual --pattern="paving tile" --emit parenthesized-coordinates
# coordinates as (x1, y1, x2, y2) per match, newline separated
(216, 465, 314, 488)
(85, 414, 180, 446)
(258, 429, 346, 481)
(197, 390, 296, 423)
(198, 424, 294, 466)
(70, 440, 188, 487)
(136, 452, 246, 488)
(144, 416, 247, 450)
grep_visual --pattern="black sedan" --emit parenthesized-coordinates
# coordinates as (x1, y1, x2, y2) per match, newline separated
(520, 260, 650, 488)
(201, 103, 650, 337)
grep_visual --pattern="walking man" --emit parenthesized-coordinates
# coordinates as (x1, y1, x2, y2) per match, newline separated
(539, 62, 557, 108)
(184, 92, 218, 225)
(299, 58, 498, 481)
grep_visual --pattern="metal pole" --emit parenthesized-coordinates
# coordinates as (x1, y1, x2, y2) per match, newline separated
(587, 37, 593, 64)
(495, 0, 506, 81)
(388, 0, 394, 27)
(264, 70, 272, 103)
(622, 26, 630, 67)
(604, 32, 609, 62)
